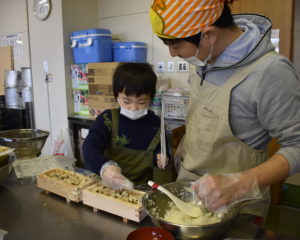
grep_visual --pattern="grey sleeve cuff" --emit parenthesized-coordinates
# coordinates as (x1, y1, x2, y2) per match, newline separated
(277, 148, 300, 176)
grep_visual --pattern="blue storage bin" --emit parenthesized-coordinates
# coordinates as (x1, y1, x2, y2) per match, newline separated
(112, 42, 147, 63)
(70, 28, 112, 64)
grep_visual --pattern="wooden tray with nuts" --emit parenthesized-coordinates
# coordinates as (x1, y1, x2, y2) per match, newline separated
(82, 182, 147, 223)
(36, 168, 96, 203)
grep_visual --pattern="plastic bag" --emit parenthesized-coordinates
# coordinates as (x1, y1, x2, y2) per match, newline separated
(52, 128, 74, 158)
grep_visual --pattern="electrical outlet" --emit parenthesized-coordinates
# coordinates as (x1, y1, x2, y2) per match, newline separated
(157, 61, 164, 73)
(177, 61, 188, 72)
(167, 61, 174, 72)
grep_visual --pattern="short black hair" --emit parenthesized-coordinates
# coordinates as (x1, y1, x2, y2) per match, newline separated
(160, 3, 235, 46)
(112, 62, 157, 101)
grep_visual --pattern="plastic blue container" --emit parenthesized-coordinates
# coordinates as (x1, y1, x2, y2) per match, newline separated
(112, 42, 147, 63)
(70, 28, 112, 64)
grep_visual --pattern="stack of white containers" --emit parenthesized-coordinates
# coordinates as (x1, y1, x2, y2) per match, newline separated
(21, 67, 33, 107)
(4, 70, 22, 106)
(4, 68, 33, 108)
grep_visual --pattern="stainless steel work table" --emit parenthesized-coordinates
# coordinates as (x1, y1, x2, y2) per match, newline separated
(0, 178, 152, 240)
(1, 176, 298, 240)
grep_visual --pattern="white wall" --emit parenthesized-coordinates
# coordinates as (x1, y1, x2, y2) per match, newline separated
(98, 0, 300, 185)
(0, 0, 30, 70)
(97, 0, 300, 88)
(98, 0, 190, 89)
(0, 0, 99, 155)
(26, 0, 99, 154)
(27, 0, 68, 154)
(0, 0, 299, 180)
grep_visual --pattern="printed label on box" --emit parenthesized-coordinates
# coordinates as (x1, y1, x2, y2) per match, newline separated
(88, 95, 119, 118)
(89, 84, 113, 96)
(71, 64, 88, 90)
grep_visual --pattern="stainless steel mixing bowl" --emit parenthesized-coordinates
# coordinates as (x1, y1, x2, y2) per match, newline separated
(0, 129, 50, 159)
(0, 154, 15, 182)
(142, 181, 238, 240)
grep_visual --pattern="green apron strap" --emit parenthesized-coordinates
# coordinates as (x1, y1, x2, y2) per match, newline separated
(110, 108, 119, 138)
(147, 128, 161, 152)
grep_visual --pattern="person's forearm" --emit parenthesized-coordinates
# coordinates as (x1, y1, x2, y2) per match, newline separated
(245, 153, 290, 187)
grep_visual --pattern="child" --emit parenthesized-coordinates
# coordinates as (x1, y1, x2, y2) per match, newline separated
(83, 62, 174, 189)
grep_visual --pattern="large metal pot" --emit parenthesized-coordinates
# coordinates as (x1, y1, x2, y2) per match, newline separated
(0, 129, 50, 159)
(142, 181, 238, 240)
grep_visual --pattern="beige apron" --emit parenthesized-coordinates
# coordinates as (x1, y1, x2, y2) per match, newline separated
(178, 52, 276, 218)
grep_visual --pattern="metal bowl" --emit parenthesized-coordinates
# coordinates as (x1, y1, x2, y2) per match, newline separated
(142, 181, 238, 240)
(0, 129, 50, 159)
(0, 154, 15, 182)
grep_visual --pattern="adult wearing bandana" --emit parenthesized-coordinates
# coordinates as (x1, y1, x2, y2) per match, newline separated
(149, 0, 300, 238)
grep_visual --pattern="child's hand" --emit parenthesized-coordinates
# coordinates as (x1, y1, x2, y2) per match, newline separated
(100, 164, 133, 190)
(157, 153, 169, 169)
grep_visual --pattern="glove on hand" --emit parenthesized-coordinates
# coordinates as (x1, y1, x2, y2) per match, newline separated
(193, 172, 261, 214)
(100, 160, 133, 190)
(157, 153, 169, 169)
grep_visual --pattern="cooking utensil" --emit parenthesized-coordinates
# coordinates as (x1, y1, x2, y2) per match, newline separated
(148, 180, 202, 218)
(143, 181, 238, 240)
(0, 129, 50, 159)
(160, 98, 167, 168)
(0, 146, 14, 158)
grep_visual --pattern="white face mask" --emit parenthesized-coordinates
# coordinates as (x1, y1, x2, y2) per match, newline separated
(120, 107, 148, 120)
(183, 40, 214, 67)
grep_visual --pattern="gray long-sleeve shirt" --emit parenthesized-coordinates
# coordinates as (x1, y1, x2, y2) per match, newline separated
(197, 14, 300, 175)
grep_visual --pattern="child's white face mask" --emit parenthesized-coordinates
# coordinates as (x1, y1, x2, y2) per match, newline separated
(120, 107, 148, 120)
(117, 93, 150, 120)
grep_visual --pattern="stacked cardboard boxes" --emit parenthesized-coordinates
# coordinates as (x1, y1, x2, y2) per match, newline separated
(87, 62, 120, 118)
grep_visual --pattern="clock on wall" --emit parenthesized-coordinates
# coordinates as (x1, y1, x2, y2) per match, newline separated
(33, 0, 51, 21)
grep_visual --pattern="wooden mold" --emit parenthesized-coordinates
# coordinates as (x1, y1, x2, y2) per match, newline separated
(36, 168, 96, 203)
(82, 182, 147, 223)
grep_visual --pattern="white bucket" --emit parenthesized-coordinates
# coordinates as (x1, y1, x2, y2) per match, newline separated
(22, 87, 33, 107)
(4, 70, 20, 88)
(21, 67, 32, 87)
(5, 88, 21, 106)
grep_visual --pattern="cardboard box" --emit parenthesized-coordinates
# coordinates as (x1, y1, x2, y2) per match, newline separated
(87, 62, 121, 77)
(0, 46, 13, 95)
(89, 84, 113, 96)
(87, 62, 121, 118)
(88, 95, 119, 118)
(88, 76, 112, 85)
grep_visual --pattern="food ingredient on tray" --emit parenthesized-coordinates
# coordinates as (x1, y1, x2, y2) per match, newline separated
(88, 182, 143, 205)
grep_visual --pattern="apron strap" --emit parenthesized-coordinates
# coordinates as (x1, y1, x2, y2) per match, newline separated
(147, 128, 161, 152)
(223, 51, 277, 91)
(110, 108, 120, 138)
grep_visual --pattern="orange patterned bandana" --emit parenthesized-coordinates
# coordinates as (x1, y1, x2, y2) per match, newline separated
(150, 0, 225, 39)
